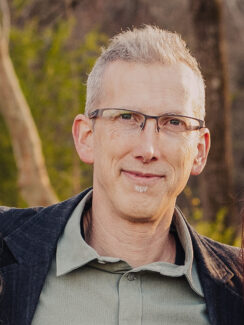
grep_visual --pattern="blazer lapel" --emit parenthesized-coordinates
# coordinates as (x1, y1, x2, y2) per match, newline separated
(201, 274, 244, 325)
(187, 223, 244, 325)
(0, 189, 90, 325)
(0, 262, 50, 325)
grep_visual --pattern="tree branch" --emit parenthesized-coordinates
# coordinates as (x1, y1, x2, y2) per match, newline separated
(0, 0, 59, 206)
(0, 0, 10, 44)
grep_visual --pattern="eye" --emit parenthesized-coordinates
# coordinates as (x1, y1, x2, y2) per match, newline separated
(159, 116, 187, 132)
(169, 118, 183, 126)
(119, 112, 142, 123)
(161, 117, 185, 126)
(104, 109, 144, 128)
(120, 113, 132, 120)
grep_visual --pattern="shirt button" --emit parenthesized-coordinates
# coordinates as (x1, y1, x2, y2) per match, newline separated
(126, 273, 136, 281)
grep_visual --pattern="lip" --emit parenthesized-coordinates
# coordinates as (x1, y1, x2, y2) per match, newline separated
(122, 169, 164, 185)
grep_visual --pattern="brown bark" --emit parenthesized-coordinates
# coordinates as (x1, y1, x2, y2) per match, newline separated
(190, 0, 238, 232)
(0, 0, 58, 206)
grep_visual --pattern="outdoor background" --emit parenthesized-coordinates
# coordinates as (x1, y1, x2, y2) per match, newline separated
(0, 0, 243, 245)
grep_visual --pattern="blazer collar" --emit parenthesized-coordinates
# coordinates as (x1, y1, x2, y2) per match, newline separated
(175, 207, 235, 284)
(4, 189, 91, 266)
(175, 207, 244, 325)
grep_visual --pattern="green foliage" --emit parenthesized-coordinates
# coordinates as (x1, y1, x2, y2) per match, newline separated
(0, 18, 107, 205)
(12, 0, 30, 10)
(183, 186, 240, 245)
(0, 116, 22, 206)
(192, 207, 238, 245)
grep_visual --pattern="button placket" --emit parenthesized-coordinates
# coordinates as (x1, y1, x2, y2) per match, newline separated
(118, 272, 142, 325)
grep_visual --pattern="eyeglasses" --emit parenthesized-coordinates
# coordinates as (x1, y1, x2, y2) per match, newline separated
(88, 108, 205, 133)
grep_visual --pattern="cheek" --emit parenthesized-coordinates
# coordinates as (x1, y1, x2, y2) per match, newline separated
(168, 136, 197, 173)
(92, 126, 130, 173)
(179, 141, 197, 174)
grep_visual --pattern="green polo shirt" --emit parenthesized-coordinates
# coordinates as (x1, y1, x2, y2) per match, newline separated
(32, 189, 210, 324)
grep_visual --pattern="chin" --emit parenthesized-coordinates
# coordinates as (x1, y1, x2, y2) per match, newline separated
(114, 185, 166, 219)
(123, 215, 155, 224)
(118, 199, 159, 223)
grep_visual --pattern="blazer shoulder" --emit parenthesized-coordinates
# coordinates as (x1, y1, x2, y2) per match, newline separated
(0, 188, 91, 237)
(0, 205, 44, 237)
(190, 228, 242, 279)
(198, 233, 240, 259)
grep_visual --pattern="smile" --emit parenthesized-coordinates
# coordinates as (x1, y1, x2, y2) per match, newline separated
(121, 170, 164, 185)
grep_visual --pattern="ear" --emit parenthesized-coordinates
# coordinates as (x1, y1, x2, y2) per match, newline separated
(191, 128, 211, 175)
(72, 114, 94, 164)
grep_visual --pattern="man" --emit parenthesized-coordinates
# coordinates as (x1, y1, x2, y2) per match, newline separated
(0, 26, 243, 325)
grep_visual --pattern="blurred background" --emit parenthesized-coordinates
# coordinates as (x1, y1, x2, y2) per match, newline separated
(0, 0, 243, 245)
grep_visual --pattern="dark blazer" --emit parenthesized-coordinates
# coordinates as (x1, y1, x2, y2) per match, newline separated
(0, 189, 243, 325)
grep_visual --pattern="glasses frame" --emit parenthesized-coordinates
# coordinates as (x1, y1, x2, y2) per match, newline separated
(88, 108, 205, 132)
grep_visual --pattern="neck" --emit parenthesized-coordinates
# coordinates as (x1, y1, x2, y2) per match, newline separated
(84, 199, 176, 268)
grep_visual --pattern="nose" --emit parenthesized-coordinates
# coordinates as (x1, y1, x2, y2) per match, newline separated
(133, 119, 160, 163)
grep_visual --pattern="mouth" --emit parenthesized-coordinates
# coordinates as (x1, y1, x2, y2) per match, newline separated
(121, 169, 164, 185)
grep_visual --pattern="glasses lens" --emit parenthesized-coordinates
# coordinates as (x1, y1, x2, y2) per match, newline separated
(102, 109, 144, 131)
(158, 115, 199, 132)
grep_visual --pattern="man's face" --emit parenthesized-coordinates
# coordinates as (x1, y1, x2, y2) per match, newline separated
(77, 61, 209, 222)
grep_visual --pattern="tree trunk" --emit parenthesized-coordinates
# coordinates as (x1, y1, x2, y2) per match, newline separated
(0, 0, 58, 206)
(190, 0, 238, 234)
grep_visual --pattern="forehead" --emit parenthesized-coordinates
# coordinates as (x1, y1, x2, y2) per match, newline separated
(98, 61, 200, 116)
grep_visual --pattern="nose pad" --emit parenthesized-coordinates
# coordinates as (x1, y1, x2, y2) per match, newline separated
(139, 122, 144, 130)
(155, 118, 160, 133)
(139, 117, 160, 133)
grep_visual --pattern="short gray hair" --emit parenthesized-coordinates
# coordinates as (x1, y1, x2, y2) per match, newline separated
(85, 25, 205, 118)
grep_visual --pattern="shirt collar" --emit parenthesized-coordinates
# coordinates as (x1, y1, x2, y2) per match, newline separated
(56, 189, 98, 276)
(128, 208, 204, 297)
(56, 192, 203, 296)
(173, 207, 204, 297)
